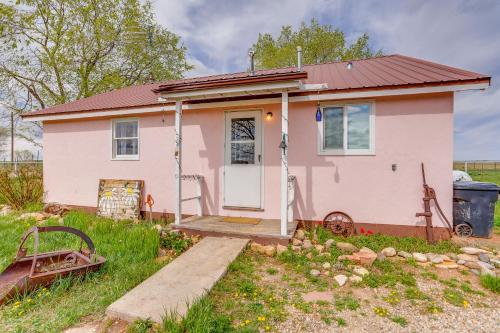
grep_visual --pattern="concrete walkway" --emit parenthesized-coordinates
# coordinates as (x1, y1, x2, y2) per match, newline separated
(106, 237, 249, 323)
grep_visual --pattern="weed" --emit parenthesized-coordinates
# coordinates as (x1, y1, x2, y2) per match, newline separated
(162, 297, 233, 333)
(480, 275, 500, 293)
(128, 318, 154, 333)
(425, 301, 443, 314)
(404, 287, 429, 300)
(383, 291, 401, 305)
(460, 282, 486, 296)
(335, 295, 360, 311)
(390, 315, 408, 327)
(373, 306, 389, 317)
(443, 288, 468, 307)
(266, 268, 278, 275)
(421, 271, 438, 280)
(160, 231, 192, 255)
(335, 316, 347, 326)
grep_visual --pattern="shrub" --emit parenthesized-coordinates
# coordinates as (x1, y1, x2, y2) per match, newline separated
(480, 275, 500, 294)
(160, 231, 192, 255)
(0, 164, 43, 209)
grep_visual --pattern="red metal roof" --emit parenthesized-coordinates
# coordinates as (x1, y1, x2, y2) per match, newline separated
(23, 54, 490, 118)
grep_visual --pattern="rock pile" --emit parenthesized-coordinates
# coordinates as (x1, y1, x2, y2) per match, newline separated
(248, 229, 500, 287)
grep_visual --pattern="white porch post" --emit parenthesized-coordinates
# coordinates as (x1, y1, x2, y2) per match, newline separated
(174, 100, 182, 225)
(280, 91, 289, 236)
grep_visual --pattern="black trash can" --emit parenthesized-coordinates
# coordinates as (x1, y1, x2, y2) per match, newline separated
(453, 181, 499, 238)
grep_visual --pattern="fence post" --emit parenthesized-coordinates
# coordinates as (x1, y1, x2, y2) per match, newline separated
(464, 161, 468, 173)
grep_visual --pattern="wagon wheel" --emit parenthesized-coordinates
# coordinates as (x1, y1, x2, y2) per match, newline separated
(455, 223, 473, 238)
(323, 211, 354, 237)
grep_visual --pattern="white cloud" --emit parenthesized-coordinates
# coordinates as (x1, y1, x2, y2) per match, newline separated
(151, 0, 500, 160)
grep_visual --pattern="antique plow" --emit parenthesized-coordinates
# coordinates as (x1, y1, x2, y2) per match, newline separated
(0, 226, 105, 305)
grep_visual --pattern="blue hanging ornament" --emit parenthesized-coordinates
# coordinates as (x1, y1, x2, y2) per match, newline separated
(315, 103, 322, 122)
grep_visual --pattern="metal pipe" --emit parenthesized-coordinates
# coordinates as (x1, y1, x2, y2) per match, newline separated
(297, 46, 302, 71)
(248, 50, 255, 75)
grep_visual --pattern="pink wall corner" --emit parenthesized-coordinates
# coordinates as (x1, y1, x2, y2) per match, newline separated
(43, 92, 454, 228)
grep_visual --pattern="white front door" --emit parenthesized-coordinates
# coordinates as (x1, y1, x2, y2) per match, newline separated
(224, 110, 262, 209)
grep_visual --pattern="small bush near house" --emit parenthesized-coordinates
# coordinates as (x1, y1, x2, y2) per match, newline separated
(480, 275, 500, 294)
(160, 231, 193, 255)
(0, 165, 43, 209)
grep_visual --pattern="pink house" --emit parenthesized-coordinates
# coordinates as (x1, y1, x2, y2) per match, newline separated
(23, 54, 490, 243)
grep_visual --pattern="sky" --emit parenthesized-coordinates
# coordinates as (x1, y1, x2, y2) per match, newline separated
(153, 0, 500, 161)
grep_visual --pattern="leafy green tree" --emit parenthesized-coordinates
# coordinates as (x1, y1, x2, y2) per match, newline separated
(252, 19, 382, 69)
(0, 0, 192, 145)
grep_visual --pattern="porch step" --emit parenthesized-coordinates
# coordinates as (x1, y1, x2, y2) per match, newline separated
(106, 237, 249, 323)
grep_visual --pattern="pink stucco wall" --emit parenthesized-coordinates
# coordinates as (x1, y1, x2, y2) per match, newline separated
(43, 92, 453, 227)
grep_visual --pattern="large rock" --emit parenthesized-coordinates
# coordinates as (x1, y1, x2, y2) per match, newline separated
(477, 261, 495, 271)
(457, 254, 479, 262)
(276, 244, 287, 255)
(292, 238, 303, 246)
(263, 245, 276, 256)
(481, 268, 496, 277)
(412, 253, 427, 263)
(381, 247, 396, 257)
(324, 239, 335, 249)
(322, 262, 331, 269)
(291, 245, 301, 252)
(336, 242, 358, 254)
(346, 249, 377, 266)
(349, 275, 363, 283)
(315, 245, 325, 253)
(376, 253, 386, 262)
(310, 269, 321, 277)
(17, 212, 46, 222)
(334, 274, 348, 286)
(353, 266, 369, 277)
(295, 229, 306, 240)
(0, 205, 13, 216)
(435, 262, 458, 269)
(478, 253, 490, 263)
(302, 239, 313, 249)
(250, 242, 265, 253)
(398, 251, 412, 259)
(43, 202, 71, 216)
(460, 247, 489, 255)
(464, 261, 482, 270)
(490, 259, 500, 268)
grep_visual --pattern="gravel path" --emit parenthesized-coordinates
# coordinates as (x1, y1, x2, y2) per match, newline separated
(276, 276, 500, 333)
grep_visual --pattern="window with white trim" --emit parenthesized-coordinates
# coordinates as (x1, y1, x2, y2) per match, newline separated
(112, 119, 139, 159)
(318, 103, 374, 155)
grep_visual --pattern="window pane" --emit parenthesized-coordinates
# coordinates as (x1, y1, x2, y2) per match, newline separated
(231, 142, 255, 164)
(231, 118, 255, 141)
(324, 107, 344, 149)
(115, 121, 138, 138)
(116, 138, 138, 156)
(347, 104, 370, 149)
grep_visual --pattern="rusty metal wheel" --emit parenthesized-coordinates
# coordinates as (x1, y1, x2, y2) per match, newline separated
(455, 223, 473, 238)
(323, 211, 354, 237)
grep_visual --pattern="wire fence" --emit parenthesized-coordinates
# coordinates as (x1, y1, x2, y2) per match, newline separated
(453, 161, 500, 172)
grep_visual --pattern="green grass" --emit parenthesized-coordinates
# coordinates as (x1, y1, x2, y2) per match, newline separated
(480, 275, 500, 294)
(162, 297, 234, 333)
(334, 295, 360, 311)
(390, 315, 408, 327)
(0, 210, 164, 333)
(314, 227, 459, 254)
(469, 170, 500, 231)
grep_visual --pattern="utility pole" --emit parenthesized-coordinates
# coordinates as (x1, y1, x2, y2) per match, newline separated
(10, 109, 14, 162)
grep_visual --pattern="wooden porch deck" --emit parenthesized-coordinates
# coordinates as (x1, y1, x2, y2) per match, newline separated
(173, 215, 298, 245)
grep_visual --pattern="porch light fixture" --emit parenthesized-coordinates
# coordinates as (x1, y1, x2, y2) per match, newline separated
(347, 61, 353, 70)
(266, 112, 273, 120)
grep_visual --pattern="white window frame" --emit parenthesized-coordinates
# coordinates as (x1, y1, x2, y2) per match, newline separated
(317, 101, 375, 156)
(111, 118, 140, 160)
